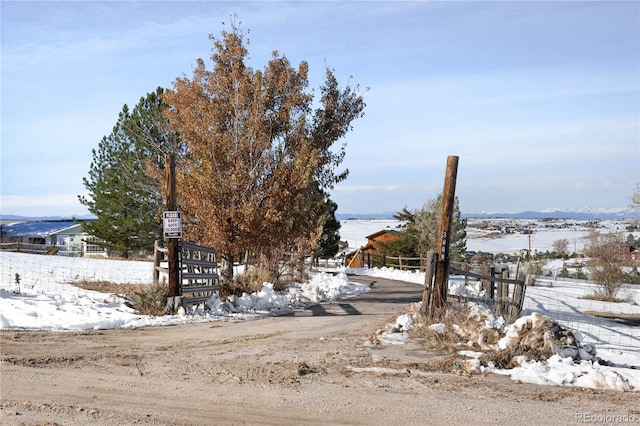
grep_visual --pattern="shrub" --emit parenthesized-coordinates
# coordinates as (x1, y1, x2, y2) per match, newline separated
(130, 282, 168, 316)
(584, 231, 630, 301)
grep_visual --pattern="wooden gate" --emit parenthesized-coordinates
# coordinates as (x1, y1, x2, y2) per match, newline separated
(448, 265, 527, 323)
(154, 240, 220, 309)
(421, 257, 528, 323)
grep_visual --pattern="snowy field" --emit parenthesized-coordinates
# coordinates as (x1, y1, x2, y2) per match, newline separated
(340, 218, 636, 255)
(1, 218, 639, 392)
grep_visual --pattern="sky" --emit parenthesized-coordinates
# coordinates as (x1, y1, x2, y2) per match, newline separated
(1, 1, 639, 217)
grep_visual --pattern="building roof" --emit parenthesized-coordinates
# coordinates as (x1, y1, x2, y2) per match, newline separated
(366, 229, 401, 239)
(0, 220, 86, 237)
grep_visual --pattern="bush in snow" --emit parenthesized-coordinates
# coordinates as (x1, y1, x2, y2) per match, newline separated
(130, 282, 168, 316)
(486, 312, 598, 369)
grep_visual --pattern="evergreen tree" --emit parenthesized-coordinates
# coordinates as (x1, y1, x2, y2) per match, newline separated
(79, 88, 181, 257)
(385, 195, 467, 262)
(163, 24, 365, 284)
(314, 198, 341, 259)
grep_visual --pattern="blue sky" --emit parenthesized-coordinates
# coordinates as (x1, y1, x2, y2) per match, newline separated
(1, 1, 639, 217)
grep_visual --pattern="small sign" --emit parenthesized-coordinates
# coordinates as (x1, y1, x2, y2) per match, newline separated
(163, 211, 182, 239)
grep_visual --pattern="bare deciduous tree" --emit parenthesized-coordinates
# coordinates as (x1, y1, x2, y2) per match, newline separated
(585, 231, 630, 301)
(552, 239, 569, 258)
(630, 182, 640, 211)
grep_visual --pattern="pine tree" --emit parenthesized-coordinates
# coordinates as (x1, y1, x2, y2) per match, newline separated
(386, 196, 467, 262)
(314, 198, 341, 259)
(79, 88, 181, 257)
(163, 24, 365, 285)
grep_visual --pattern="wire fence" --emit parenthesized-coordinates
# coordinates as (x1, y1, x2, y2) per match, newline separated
(0, 251, 155, 294)
(2, 251, 638, 361)
(523, 277, 639, 357)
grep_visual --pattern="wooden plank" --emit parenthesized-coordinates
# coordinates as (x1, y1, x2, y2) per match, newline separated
(182, 272, 219, 280)
(182, 258, 218, 268)
(509, 282, 525, 322)
(181, 285, 220, 293)
(45, 246, 59, 255)
(181, 242, 216, 255)
(450, 267, 524, 286)
(420, 251, 437, 315)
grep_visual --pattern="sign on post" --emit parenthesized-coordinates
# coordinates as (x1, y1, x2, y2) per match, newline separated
(163, 211, 182, 239)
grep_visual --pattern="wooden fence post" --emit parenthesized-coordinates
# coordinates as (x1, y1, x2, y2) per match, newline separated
(500, 269, 510, 316)
(420, 251, 437, 315)
(489, 266, 496, 300)
(481, 263, 489, 294)
(153, 240, 161, 285)
(429, 155, 459, 318)
(509, 281, 525, 323)
(165, 154, 180, 302)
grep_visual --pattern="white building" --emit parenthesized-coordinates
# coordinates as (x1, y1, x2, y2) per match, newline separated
(0, 220, 106, 257)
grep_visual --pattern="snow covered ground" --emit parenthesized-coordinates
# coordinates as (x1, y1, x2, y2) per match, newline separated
(340, 217, 636, 255)
(345, 265, 640, 392)
(1, 219, 639, 392)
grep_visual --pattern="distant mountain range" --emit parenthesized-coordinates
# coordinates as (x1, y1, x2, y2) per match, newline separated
(337, 210, 639, 220)
(461, 210, 638, 220)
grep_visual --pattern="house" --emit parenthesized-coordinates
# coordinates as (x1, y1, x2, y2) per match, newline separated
(0, 220, 106, 257)
(345, 229, 400, 268)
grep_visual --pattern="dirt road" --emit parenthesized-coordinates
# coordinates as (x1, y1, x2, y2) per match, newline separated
(1, 276, 637, 425)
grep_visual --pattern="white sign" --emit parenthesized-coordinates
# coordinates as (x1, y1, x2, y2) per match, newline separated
(163, 211, 182, 239)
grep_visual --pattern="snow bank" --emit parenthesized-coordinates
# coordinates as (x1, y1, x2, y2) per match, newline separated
(0, 251, 369, 330)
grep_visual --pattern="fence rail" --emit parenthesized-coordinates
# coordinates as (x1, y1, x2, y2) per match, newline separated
(0, 242, 56, 255)
(351, 252, 427, 270)
(447, 266, 527, 322)
(346, 251, 528, 322)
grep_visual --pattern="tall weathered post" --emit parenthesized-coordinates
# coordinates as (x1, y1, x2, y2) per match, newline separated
(165, 154, 180, 299)
(429, 155, 459, 318)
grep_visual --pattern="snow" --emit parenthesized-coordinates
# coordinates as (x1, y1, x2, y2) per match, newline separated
(345, 265, 640, 392)
(0, 252, 369, 329)
(2, 219, 639, 393)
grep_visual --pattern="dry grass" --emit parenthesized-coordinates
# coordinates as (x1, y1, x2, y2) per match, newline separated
(410, 301, 501, 352)
(72, 279, 150, 296)
(129, 282, 168, 315)
(72, 279, 167, 316)
(584, 311, 640, 326)
(580, 292, 635, 304)
(410, 301, 558, 373)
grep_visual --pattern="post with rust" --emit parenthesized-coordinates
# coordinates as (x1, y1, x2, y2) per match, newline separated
(429, 155, 459, 318)
(165, 154, 180, 301)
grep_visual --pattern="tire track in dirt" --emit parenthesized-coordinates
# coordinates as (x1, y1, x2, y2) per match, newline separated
(2, 276, 639, 426)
